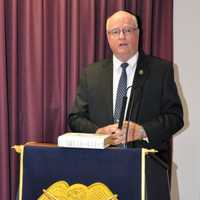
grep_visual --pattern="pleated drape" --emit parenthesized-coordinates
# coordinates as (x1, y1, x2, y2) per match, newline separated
(0, 1, 173, 199)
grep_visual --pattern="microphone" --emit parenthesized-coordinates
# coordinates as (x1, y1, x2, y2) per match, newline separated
(124, 86, 136, 148)
(117, 85, 134, 148)
(124, 84, 149, 149)
(117, 85, 133, 129)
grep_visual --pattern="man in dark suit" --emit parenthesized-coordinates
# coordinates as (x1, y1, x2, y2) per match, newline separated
(68, 11, 184, 166)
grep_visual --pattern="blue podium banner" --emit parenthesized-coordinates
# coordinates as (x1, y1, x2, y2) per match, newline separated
(18, 146, 143, 200)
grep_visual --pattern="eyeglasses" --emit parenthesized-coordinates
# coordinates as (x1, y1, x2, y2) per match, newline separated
(107, 27, 138, 37)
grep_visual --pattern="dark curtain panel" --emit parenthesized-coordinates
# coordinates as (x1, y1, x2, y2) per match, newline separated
(0, 0, 173, 199)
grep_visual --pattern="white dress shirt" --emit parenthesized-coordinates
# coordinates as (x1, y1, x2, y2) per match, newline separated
(113, 52, 139, 118)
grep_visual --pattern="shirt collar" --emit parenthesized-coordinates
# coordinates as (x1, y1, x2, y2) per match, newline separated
(113, 52, 139, 70)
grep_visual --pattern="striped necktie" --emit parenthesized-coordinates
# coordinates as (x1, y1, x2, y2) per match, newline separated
(114, 63, 128, 122)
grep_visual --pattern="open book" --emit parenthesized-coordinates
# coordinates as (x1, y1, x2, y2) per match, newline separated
(57, 132, 111, 149)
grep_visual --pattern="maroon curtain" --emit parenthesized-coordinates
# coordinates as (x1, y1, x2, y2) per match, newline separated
(0, 0, 173, 199)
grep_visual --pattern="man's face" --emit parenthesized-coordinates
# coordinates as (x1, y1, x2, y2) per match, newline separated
(107, 13, 139, 62)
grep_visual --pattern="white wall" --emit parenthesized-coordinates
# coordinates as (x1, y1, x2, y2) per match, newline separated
(172, 0, 200, 199)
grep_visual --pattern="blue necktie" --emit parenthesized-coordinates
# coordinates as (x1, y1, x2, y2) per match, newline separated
(114, 63, 128, 122)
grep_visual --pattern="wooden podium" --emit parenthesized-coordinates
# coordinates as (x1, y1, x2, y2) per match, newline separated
(16, 145, 170, 200)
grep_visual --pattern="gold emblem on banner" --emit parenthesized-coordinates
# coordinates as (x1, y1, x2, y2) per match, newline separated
(37, 180, 118, 200)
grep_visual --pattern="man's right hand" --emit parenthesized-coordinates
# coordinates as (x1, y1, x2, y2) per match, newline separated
(96, 124, 118, 135)
(96, 124, 125, 145)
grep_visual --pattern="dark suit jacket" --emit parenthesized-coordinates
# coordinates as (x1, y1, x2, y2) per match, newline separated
(69, 52, 184, 166)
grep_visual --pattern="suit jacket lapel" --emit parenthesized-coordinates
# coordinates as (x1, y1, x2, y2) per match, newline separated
(127, 52, 150, 122)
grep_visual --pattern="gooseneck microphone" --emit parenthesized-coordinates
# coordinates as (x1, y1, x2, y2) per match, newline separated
(124, 85, 137, 148)
(117, 97, 127, 129)
(117, 85, 133, 129)
(117, 85, 135, 148)
(124, 84, 148, 149)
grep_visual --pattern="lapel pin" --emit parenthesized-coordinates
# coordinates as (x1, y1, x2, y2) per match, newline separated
(139, 69, 144, 75)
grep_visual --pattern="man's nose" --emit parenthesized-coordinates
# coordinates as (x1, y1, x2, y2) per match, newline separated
(119, 30, 126, 39)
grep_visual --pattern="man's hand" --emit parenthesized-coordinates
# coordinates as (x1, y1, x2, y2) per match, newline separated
(122, 121, 147, 142)
(96, 124, 118, 135)
(96, 124, 124, 145)
(96, 122, 147, 146)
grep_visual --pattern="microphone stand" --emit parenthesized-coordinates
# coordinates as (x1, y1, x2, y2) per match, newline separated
(124, 89, 136, 148)
(117, 85, 134, 148)
(125, 86, 147, 149)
